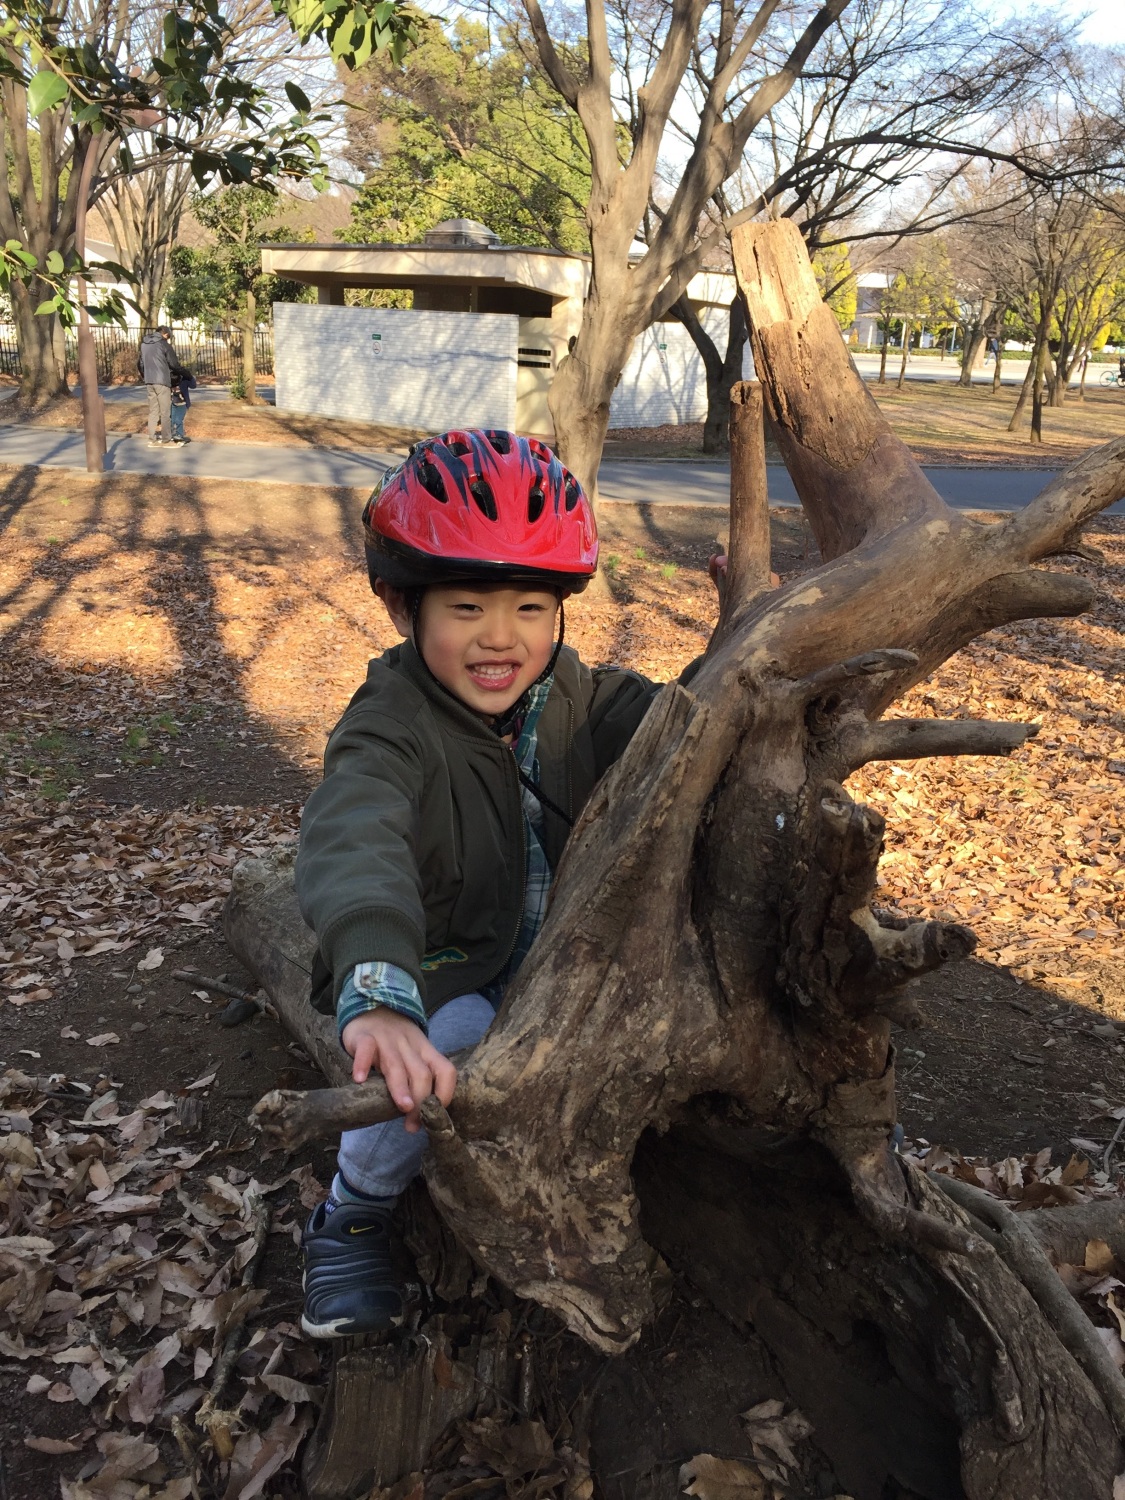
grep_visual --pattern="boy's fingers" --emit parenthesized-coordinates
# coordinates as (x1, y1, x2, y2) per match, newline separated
(430, 1053, 458, 1107)
(351, 1037, 377, 1084)
(404, 1056, 436, 1122)
(379, 1052, 415, 1115)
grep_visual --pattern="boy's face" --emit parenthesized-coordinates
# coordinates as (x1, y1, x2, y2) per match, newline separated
(379, 581, 560, 717)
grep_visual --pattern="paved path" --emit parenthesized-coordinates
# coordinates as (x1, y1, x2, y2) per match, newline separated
(595, 458, 1122, 513)
(1, 423, 1119, 515)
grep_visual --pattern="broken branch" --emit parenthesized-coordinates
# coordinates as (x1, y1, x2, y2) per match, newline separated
(841, 716, 1039, 768)
(250, 1050, 473, 1152)
(253, 1080, 401, 1151)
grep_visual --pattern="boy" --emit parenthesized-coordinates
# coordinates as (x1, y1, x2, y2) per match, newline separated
(169, 368, 197, 446)
(296, 428, 704, 1339)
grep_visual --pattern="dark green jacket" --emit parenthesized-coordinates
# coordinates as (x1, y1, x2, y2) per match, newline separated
(296, 640, 679, 1016)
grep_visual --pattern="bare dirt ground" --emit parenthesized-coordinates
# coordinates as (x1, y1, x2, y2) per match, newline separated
(606, 380, 1125, 467)
(1, 464, 1123, 1497)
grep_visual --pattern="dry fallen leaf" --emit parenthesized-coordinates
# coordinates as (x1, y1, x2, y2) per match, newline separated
(25, 1434, 84, 1455)
(1085, 1239, 1116, 1277)
(741, 1399, 814, 1483)
(136, 946, 165, 970)
(680, 1454, 769, 1500)
(85, 1032, 120, 1047)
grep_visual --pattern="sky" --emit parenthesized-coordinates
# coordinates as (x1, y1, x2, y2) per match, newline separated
(997, 0, 1125, 44)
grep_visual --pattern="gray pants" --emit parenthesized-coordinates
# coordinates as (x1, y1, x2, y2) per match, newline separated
(146, 383, 171, 439)
(337, 992, 495, 1198)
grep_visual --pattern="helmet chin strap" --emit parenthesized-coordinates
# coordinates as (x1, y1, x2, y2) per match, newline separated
(409, 591, 566, 736)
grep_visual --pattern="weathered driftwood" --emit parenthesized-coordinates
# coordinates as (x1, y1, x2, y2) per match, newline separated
(226, 218, 1125, 1499)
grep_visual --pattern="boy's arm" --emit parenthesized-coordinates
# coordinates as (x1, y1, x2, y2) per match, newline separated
(296, 707, 428, 1005)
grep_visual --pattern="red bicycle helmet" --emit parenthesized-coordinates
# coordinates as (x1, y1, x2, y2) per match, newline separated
(363, 429, 598, 593)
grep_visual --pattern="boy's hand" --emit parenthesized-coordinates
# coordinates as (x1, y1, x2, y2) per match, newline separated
(341, 1009, 457, 1133)
(708, 552, 780, 597)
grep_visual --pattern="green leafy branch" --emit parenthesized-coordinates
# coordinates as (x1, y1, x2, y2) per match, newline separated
(1, 240, 139, 329)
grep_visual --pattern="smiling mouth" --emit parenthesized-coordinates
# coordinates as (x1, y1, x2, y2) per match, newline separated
(466, 662, 522, 691)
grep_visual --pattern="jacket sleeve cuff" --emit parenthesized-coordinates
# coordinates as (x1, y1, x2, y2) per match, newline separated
(320, 908, 426, 1006)
(337, 963, 429, 1040)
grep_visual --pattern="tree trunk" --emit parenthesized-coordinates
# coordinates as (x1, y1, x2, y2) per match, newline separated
(11, 277, 69, 407)
(1007, 339, 1040, 431)
(238, 288, 264, 405)
(672, 295, 750, 455)
(547, 294, 636, 496)
(229, 219, 1125, 1500)
(959, 297, 995, 387)
(877, 327, 889, 384)
(992, 338, 1004, 394)
(1030, 335, 1051, 443)
(896, 321, 911, 388)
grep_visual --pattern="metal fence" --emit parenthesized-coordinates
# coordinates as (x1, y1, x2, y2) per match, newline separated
(0, 324, 274, 384)
(0, 329, 20, 378)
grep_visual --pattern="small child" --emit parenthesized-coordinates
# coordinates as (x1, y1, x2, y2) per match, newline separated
(169, 369, 197, 446)
(295, 428, 708, 1339)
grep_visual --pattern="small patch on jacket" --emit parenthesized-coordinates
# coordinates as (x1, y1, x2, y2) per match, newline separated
(422, 946, 469, 970)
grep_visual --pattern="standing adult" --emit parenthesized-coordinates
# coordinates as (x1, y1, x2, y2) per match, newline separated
(139, 326, 183, 447)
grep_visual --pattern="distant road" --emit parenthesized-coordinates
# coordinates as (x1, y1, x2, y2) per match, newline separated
(597, 460, 1125, 514)
(1, 424, 1118, 514)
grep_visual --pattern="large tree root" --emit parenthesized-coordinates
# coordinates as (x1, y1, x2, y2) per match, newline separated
(634, 1119, 1125, 1500)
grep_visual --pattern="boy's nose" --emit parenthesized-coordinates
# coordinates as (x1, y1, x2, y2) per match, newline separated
(478, 614, 518, 648)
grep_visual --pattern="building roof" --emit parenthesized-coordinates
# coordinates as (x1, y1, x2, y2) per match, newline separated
(259, 241, 738, 309)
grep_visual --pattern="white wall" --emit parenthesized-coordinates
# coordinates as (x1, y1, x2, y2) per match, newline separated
(274, 304, 518, 431)
(609, 309, 751, 428)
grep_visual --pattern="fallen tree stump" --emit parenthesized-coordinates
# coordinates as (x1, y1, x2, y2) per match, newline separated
(227, 220, 1125, 1499)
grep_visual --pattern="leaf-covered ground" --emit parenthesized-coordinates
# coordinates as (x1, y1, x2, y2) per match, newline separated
(605, 381, 1125, 468)
(1, 464, 1124, 1497)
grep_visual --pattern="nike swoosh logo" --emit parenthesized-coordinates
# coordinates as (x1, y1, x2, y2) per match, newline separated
(348, 1224, 378, 1234)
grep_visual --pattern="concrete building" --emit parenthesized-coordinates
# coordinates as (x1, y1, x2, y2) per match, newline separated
(851, 271, 892, 347)
(261, 220, 744, 437)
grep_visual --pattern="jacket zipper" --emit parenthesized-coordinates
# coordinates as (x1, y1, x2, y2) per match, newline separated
(495, 742, 527, 977)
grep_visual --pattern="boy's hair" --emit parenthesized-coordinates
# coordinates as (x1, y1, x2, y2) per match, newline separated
(363, 429, 597, 595)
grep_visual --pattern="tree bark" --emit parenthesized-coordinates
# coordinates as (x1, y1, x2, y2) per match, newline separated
(237, 288, 265, 405)
(9, 277, 69, 407)
(229, 218, 1125, 1500)
(896, 320, 911, 388)
(958, 298, 993, 387)
(671, 294, 750, 454)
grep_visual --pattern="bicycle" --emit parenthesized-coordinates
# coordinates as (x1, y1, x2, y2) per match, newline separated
(1100, 368, 1125, 387)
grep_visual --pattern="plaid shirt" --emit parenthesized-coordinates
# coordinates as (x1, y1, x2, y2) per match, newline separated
(337, 678, 555, 1039)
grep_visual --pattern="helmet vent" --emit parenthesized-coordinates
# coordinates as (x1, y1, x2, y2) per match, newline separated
(486, 431, 511, 455)
(470, 478, 498, 520)
(419, 461, 447, 502)
(564, 476, 581, 511)
(448, 438, 471, 457)
(527, 486, 545, 523)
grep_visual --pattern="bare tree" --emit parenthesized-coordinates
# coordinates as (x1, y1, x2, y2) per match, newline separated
(230, 220, 1125, 1499)
(609, 0, 1074, 462)
(508, 0, 858, 491)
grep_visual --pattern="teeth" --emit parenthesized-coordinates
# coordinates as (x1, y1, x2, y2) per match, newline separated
(472, 665, 515, 677)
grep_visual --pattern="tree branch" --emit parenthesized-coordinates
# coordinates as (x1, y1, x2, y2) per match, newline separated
(522, 0, 580, 107)
(840, 716, 1039, 769)
(935, 1174, 1125, 1436)
(1000, 437, 1125, 562)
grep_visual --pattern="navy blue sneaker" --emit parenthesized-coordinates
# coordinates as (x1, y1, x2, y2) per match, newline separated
(300, 1200, 404, 1339)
